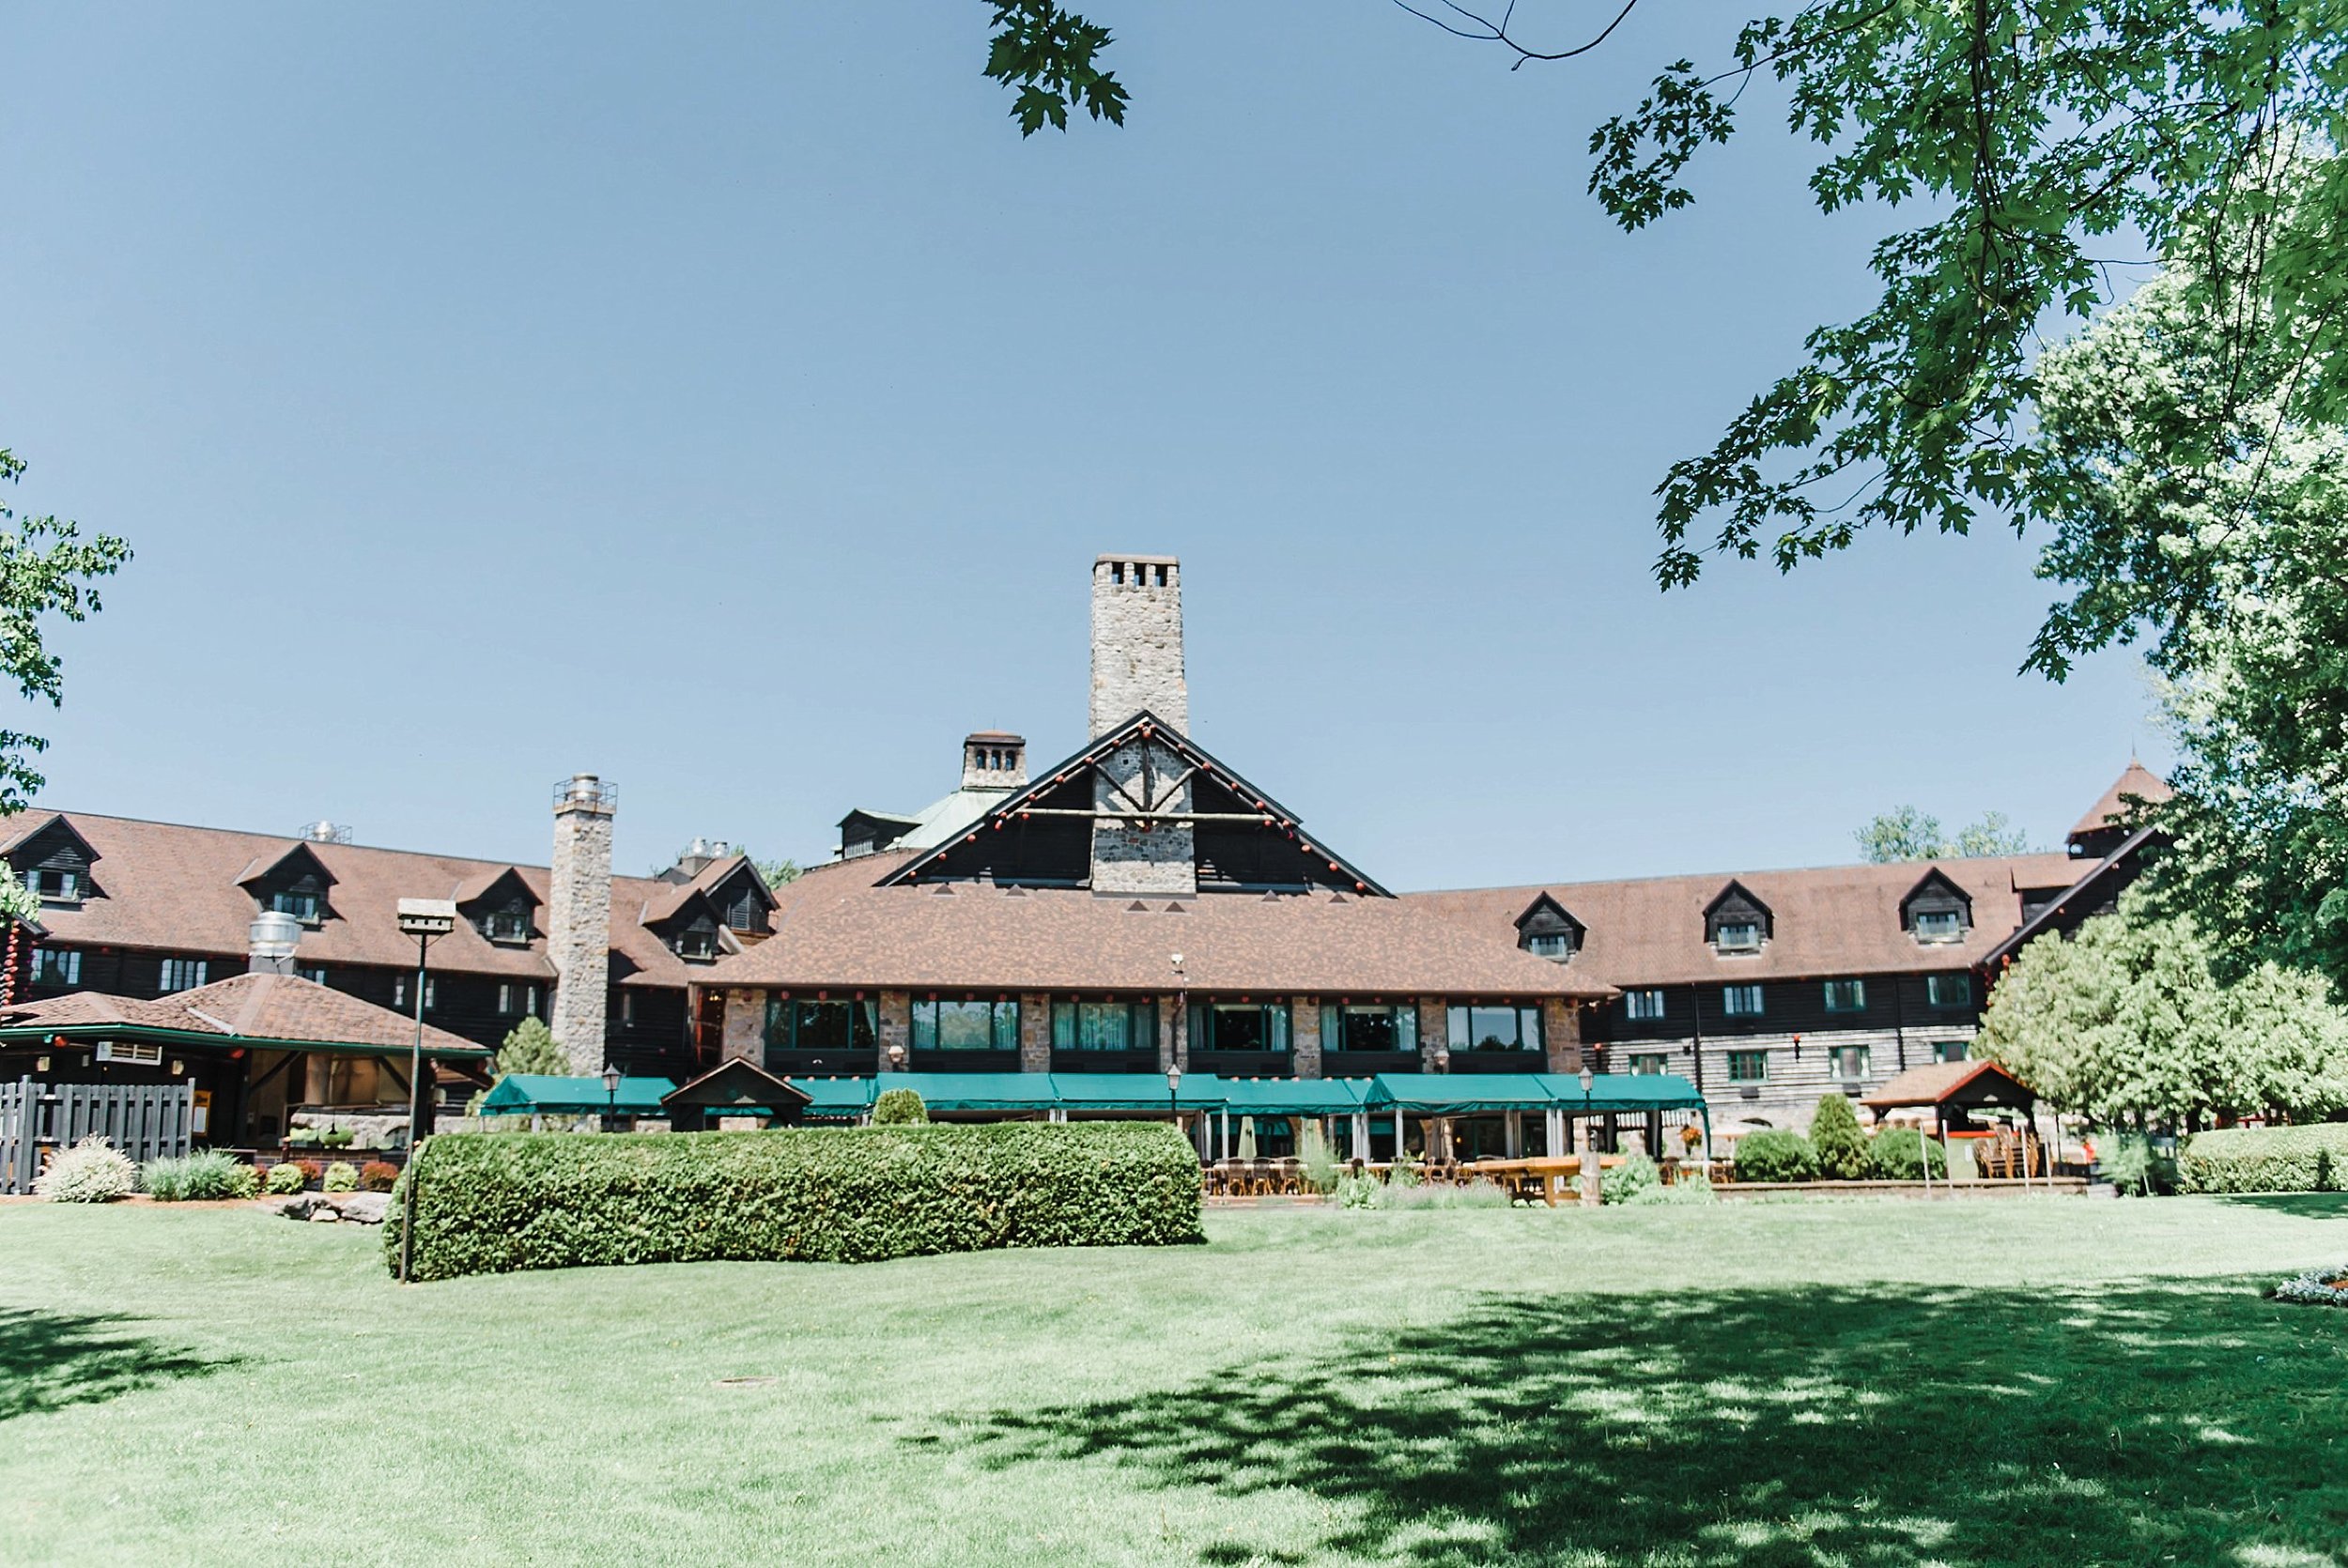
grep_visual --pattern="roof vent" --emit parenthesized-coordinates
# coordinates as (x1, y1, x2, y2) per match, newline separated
(248, 910, 301, 975)
(297, 821, 352, 845)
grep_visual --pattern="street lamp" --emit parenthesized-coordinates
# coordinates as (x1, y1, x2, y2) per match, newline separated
(1433, 1047, 1451, 1073)
(887, 1042, 906, 1071)
(601, 1063, 622, 1131)
(394, 898, 457, 1285)
(1166, 1062, 1182, 1127)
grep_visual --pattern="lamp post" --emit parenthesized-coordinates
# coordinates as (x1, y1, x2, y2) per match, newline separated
(602, 1063, 622, 1132)
(1579, 1062, 1600, 1208)
(394, 899, 457, 1285)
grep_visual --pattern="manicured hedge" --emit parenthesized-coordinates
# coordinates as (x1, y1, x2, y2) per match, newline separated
(1733, 1129, 1818, 1183)
(2178, 1123, 2348, 1194)
(386, 1121, 1204, 1281)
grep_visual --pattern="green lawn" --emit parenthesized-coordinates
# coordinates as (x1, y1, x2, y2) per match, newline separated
(5, 1197, 2348, 1567)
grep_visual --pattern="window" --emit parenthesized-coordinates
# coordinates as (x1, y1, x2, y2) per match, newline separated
(1319, 1003, 1420, 1055)
(297, 966, 328, 985)
(1629, 1052, 1669, 1076)
(674, 921, 720, 961)
(1716, 920, 1762, 952)
(1053, 999, 1158, 1052)
(31, 868, 80, 901)
(1625, 990, 1667, 1022)
(1823, 979, 1867, 1013)
(158, 958, 209, 993)
(484, 907, 530, 944)
(496, 982, 541, 1016)
(393, 975, 437, 1011)
(1191, 1002, 1292, 1054)
(723, 888, 763, 933)
(764, 996, 877, 1059)
(1914, 909, 1964, 942)
(1728, 1049, 1769, 1083)
(1722, 984, 1764, 1017)
(1934, 1039, 1969, 1064)
(911, 996, 1020, 1051)
(32, 947, 79, 985)
(1925, 973, 1971, 1007)
(270, 889, 321, 924)
(1831, 1044, 1872, 1080)
(1446, 1005, 1544, 1054)
(1525, 932, 1571, 960)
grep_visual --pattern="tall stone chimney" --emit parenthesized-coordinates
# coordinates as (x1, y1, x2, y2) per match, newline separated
(547, 774, 614, 1074)
(1088, 557, 1197, 895)
(1089, 555, 1187, 737)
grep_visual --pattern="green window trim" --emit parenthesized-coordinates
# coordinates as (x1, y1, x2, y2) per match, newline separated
(1727, 1049, 1769, 1083)
(1823, 978, 1866, 1013)
(763, 996, 878, 1058)
(1050, 998, 1158, 1052)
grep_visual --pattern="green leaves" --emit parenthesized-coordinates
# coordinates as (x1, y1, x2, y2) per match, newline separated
(0, 450, 131, 812)
(981, 2, 1128, 137)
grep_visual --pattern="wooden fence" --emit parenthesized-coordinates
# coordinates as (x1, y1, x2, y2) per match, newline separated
(0, 1078, 194, 1193)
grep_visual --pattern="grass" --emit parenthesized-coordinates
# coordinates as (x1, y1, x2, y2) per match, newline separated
(4, 1197, 2348, 1566)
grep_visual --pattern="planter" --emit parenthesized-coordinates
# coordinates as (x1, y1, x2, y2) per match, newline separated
(2275, 1266, 2348, 1307)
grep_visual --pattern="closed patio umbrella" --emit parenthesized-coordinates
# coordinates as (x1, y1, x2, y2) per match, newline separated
(1237, 1115, 1258, 1160)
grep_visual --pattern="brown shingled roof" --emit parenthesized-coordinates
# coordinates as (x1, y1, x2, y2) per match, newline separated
(710, 856, 1609, 998)
(2070, 761, 2171, 838)
(1407, 853, 2084, 988)
(0, 971, 487, 1056)
(0, 809, 700, 989)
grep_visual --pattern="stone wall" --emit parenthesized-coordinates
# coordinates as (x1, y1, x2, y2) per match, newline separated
(720, 989, 763, 1062)
(1543, 997, 1583, 1073)
(1089, 736, 1197, 895)
(1019, 992, 1051, 1072)
(1291, 997, 1322, 1079)
(1416, 998, 1447, 1070)
(1089, 555, 1187, 736)
(547, 776, 614, 1075)
(878, 991, 911, 1071)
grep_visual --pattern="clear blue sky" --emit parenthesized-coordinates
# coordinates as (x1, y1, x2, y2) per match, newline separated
(1, 2, 2156, 889)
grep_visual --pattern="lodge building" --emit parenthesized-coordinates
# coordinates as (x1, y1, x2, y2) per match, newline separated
(0, 553, 2165, 1146)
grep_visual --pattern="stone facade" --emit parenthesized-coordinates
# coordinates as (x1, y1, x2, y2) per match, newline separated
(1291, 997, 1322, 1079)
(547, 774, 614, 1074)
(1416, 998, 1447, 1070)
(878, 990, 911, 1070)
(1019, 992, 1051, 1072)
(1090, 735, 1197, 896)
(1089, 554, 1188, 737)
(720, 988, 763, 1062)
(1542, 997, 1583, 1073)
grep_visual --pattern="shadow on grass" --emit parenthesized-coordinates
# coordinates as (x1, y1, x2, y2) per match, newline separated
(953, 1281, 2348, 1567)
(0, 1309, 237, 1422)
(2208, 1192, 2348, 1217)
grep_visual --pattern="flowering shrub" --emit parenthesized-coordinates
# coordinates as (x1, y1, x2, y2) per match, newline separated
(263, 1161, 308, 1195)
(358, 1161, 400, 1192)
(35, 1135, 138, 1203)
(2274, 1266, 2348, 1307)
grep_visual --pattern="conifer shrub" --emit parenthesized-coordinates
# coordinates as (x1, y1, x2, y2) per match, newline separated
(36, 1135, 139, 1203)
(872, 1087, 929, 1126)
(1866, 1126, 1949, 1180)
(2179, 1123, 2348, 1193)
(1808, 1093, 1871, 1180)
(1732, 1129, 1818, 1183)
(387, 1122, 1204, 1282)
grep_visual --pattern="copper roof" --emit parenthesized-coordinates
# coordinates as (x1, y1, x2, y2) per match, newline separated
(2070, 761, 2171, 838)
(710, 851, 1608, 998)
(1, 809, 702, 988)
(1407, 853, 2084, 988)
(0, 971, 487, 1056)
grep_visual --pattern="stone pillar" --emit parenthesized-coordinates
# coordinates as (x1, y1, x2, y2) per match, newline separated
(1164, 999, 1188, 1071)
(1291, 998, 1322, 1080)
(547, 774, 615, 1075)
(878, 991, 910, 1071)
(1543, 997, 1583, 1073)
(1417, 999, 1448, 1071)
(1019, 993, 1052, 1072)
(1089, 555, 1187, 737)
(720, 990, 763, 1063)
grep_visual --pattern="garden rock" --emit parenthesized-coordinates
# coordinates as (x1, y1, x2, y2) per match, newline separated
(334, 1192, 390, 1225)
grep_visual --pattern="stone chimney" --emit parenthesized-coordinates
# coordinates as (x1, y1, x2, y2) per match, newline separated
(1089, 555, 1187, 737)
(547, 774, 615, 1074)
(961, 732, 1028, 792)
(247, 911, 301, 976)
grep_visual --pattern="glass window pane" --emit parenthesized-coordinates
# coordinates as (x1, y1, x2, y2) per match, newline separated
(1268, 1004, 1290, 1053)
(1446, 1006, 1470, 1052)
(1341, 1006, 1396, 1053)
(1211, 1005, 1266, 1052)
(1396, 1005, 1417, 1053)
(993, 1000, 1020, 1050)
(910, 1002, 936, 1051)
(1521, 1007, 1544, 1053)
(935, 1000, 993, 1049)
(1468, 1007, 1518, 1051)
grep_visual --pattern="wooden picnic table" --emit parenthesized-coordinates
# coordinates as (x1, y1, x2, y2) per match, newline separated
(1460, 1154, 1628, 1207)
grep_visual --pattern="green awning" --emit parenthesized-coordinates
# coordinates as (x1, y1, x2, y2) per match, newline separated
(1047, 1072, 1227, 1113)
(477, 1074, 677, 1116)
(1363, 1072, 1705, 1115)
(1209, 1077, 1372, 1115)
(790, 1077, 878, 1118)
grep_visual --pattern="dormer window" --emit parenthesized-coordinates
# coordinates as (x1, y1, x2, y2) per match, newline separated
(1915, 910, 1962, 942)
(1900, 869, 1974, 944)
(484, 907, 530, 944)
(270, 888, 322, 925)
(723, 887, 764, 935)
(1716, 920, 1761, 953)
(32, 868, 80, 903)
(1526, 932, 1570, 959)
(1513, 894, 1584, 964)
(1704, 882, 1773, 954)
(674, 919, 720, 961)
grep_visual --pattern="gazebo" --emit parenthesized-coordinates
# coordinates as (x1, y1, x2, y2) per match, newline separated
(658, 1059, 811, 1130)
(1861, 1059, 2036, 1134)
